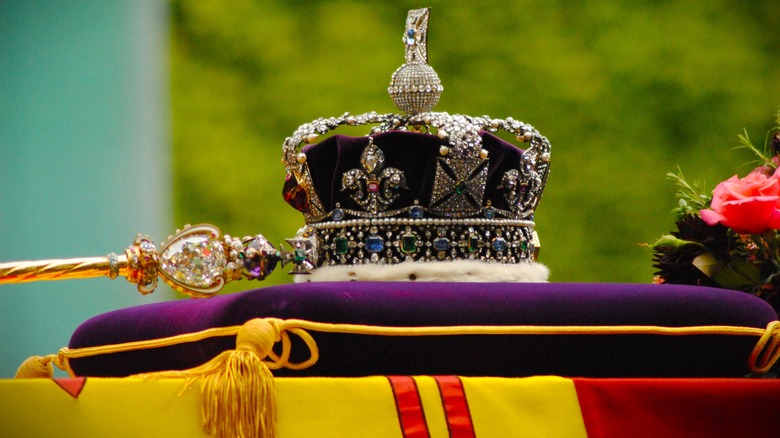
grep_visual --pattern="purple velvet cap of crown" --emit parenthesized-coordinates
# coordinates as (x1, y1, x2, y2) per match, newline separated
(285, 130, 526, 219)
(68, 282, 779, 378)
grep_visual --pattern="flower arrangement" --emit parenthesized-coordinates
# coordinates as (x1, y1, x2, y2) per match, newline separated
(652, 110, 780, 314)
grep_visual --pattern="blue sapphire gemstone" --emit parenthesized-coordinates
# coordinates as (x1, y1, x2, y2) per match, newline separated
(365, 235, 384, 253)
(433, 237, 451, 251)
(409, 205, 424, 219)
(332, 208, 345, 221)
(492, 237, 507, 252)
(405, 29, 416, 45)
(484, 206, 496, 219)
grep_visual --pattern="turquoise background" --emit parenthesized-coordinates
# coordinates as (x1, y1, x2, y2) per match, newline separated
(0, 1, 172, 377)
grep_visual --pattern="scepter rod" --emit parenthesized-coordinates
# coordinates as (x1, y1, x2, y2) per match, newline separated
(0, 256, 123, 284)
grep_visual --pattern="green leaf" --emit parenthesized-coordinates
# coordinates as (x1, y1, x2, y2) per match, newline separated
(692, 252, 719, 277)
(666, 167, 711, 215)
(693, 253, 762, 290)
(711, 258, 762, 290)
(735, 128, 772, 168)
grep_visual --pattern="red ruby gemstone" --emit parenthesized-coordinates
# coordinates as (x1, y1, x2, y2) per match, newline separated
(282, 173, 310, 213)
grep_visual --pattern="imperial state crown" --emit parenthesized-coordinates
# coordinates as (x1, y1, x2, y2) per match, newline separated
(280, 8, 551, 281)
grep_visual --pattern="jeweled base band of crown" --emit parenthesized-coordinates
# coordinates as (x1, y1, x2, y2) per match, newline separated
(307, 218, 537, 266)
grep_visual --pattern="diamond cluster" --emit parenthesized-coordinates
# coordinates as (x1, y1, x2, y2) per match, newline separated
(388, 63, 443, 114)
(160, 235, 225, 289)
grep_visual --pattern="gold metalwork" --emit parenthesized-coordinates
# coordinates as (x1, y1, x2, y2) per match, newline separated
(0, 245, 166, 295)
(0, 256, 123, 284)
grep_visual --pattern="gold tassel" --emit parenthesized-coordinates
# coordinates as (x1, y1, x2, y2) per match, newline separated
(15, 355, 55, 378)
(137, 318, 281, 438)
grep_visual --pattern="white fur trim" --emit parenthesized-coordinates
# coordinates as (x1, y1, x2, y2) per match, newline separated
(294, 260, 549, 283)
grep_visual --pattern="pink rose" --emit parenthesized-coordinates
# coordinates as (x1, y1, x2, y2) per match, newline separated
(700, 170, 780, 234)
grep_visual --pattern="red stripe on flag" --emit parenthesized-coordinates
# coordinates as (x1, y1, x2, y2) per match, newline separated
(387, 376, 430, 438)
(434, 376, 476, 438)
(575, 378, 780, 438)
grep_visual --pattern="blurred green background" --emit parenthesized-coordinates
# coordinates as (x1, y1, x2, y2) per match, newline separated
(169, 0, 780, 287)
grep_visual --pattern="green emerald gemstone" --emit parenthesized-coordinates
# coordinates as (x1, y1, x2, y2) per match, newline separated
(334, 237, 348, 255)
(294, 249, 306, 262)
(521, 240, 528, 251)
(402, 234, 417, 253)
(455, 180, 468, 194)
(468, 235, 479, 253)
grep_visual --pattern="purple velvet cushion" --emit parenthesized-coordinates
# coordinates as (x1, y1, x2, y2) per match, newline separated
(68, 282, 778, 378)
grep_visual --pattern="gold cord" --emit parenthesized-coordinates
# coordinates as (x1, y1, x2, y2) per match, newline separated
(21, 318, 780, 378)
(748, 320, 780, 374)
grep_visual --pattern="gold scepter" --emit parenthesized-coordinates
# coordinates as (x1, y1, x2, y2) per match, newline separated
(0, 224, 315, 298)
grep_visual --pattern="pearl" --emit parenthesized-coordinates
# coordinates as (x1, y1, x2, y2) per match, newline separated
(296, 153, 307, 163)
(479, 149, 489, 159)
(439, 146, 450, 156)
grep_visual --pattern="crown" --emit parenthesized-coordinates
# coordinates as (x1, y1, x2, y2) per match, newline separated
(281, 8, 551, 280)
